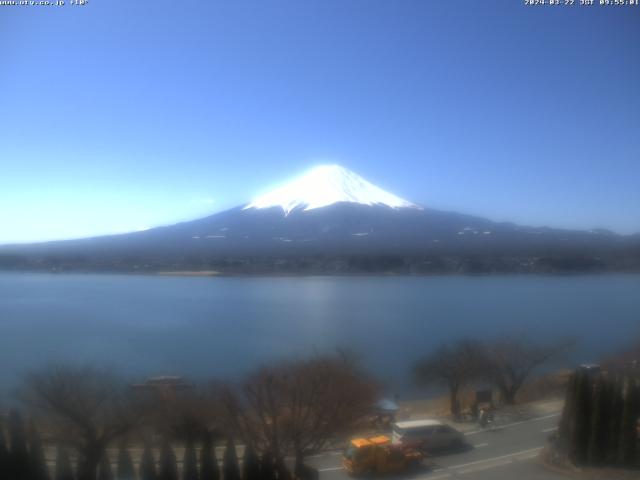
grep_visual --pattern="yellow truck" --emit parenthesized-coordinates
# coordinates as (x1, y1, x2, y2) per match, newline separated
(342, 435, 424, 476)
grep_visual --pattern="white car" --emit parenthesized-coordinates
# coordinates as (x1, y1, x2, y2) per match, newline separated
(392, 419, 465, 450)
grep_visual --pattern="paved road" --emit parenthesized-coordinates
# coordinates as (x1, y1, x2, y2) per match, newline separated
(307, 412, 569, 480)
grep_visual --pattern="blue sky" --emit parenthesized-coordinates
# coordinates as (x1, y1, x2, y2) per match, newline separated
(1, 1, 639, 244)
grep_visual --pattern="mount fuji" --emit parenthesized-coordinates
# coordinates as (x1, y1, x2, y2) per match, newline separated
(1, 165, 639, 274)
(244, 164, 420, 214)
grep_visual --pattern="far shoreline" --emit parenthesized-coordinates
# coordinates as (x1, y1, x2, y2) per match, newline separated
(156, 270, 221, 277)
(2, 268, 640, 279)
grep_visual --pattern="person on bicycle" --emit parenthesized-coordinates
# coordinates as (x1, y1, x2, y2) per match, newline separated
(479, 408, 487, 428)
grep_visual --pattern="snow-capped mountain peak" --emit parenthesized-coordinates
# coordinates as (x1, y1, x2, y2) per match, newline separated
(244, 164, 421, 215)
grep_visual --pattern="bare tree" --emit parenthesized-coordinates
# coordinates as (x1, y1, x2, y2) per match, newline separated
(281, 354, 379, 459)
(602, 338, 640, 375)
(414, 339, 486, 418)
(221, 353, 379, 460)
(133, 378, 222, 443)
(21, 365, 139, 480)
(483, 336, 574, 405)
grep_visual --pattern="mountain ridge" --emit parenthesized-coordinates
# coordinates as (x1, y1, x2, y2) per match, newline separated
(1, 165, 639, 274)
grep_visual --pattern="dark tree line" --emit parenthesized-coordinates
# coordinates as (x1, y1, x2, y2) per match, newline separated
(0, 422, 305, 480)
(557, 368, 639, 468)
(0, 410, 50, 480)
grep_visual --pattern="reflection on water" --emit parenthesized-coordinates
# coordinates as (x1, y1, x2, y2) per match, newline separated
(0, 273, 639, 395)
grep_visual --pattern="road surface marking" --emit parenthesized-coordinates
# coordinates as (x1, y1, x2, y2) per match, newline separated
(307, 451, 342, 459)
(457, 459, 513, 474)
(472, 442, 489, 448)
(542, 426, 558, 433)
(464, 411, 561, 436)
(318, 446, 544, 475)
(318, 466, 343, 472)
(427, 474, 452, 480)
(433, 446, 543, 471)
(457, 452, 539, 475)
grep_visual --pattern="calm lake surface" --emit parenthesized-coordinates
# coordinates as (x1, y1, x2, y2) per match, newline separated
(1, 273, 639, 395)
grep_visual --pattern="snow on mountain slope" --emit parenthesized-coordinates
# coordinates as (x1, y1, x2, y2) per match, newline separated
(243, 164, 421, 215)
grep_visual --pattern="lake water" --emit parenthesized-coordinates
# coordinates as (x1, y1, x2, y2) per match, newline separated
(1, 273, 639, 396)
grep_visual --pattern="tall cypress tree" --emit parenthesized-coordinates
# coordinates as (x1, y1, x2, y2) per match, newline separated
(0, 427, 9, 480)
(199, 433, 218, 480)
(558, 371, 578, 452)
(294, 453, 317, 480)
(139, 443, 157, 480)
(29, 421, 50, 480)
(587, 375, 609, 465)
(158, 440, 178, 480)
(633, 379, 640, 467)
(569, 370, 592, 465)
(116, 445, 135, 480)
(182, 438, 198, 480)
(241, 444, 260, 480)
(274, 456, 289, 480)
(619, 378, 639, 466)
(98, 452, 114, 480)
(222, 439, 240, 480)
(259, 451, 275, 480)
(607, 375, 625, 464)
(54, 446, 74, 480)
(8, 409, 31, 480)
(560, 370, 640, 469)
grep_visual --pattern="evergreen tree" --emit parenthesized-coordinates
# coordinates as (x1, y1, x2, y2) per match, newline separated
(619, 378, 639, 466)
(293, 453, 317, 480)
(158, 440, 178, 480)
(259, 451, 275, 480)
(568, 370, 591, 464)
(199, 433, 218, 480)
(8, 409, 31, 480)
(293, 453, 304, 480)
(273, 456, 289, 480)
(139, 443, 156, 480)
(182, 438, 198, 480)
(116, 445, 135, 480)
(632, 380, 640, 467)
(607, 375, 625, 464)
(557, 371, 578, 451)
(222, 439, 240, 480)
(559, 370, 639, 469)
(587, 375, 610, 465)
(54, 446, 74, 480)
(98, 452, 114, 480)
(241, 444, 260, 480)
(0, 427, 9, 480)
(29, 421, 51, 480)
